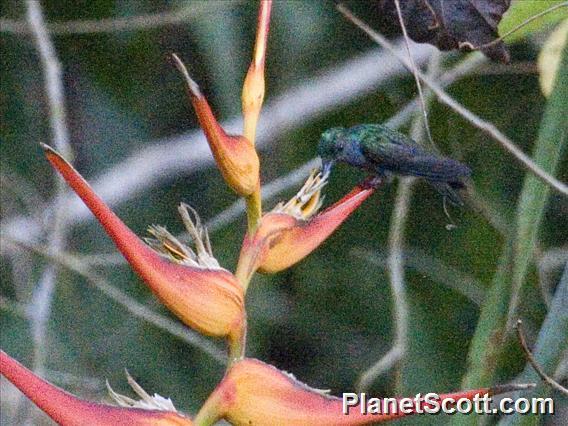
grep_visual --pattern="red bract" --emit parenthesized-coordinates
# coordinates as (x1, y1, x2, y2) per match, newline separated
(42, 145, 246, 357)
(0, 351, 193, 426)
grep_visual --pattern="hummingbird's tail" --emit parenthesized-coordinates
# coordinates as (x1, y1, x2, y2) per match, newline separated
(429, 180, 466, 206)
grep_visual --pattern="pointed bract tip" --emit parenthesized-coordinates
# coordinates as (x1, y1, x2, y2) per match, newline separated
(41, 144, 69, 164)
(40, 142, 57, 155)
(171, 53, 202, 98)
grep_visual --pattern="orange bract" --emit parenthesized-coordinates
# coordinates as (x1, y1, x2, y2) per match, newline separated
(195, 357, 504, 426)
(43, 145, 245, 347)
(172, 54, 260, 197)
(237, 174, 376, 282)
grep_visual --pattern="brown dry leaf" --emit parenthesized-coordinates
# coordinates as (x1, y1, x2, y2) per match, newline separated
(375, 0, 512, 62)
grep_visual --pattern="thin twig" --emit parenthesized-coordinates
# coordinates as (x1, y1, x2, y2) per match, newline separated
(337, 3, 568, 197)
(351, 247, 485, 306)
(516, 320, 568, 396)
(1, 167, 46, 217)
(24, 6, 73, 422)
(393, 0, 435, 148)
(356, 346, 404, 393)
(0, 295, 28, 320)
(385, 177, 412, 383)
(26, 1, 72, 159)
(3, 43, 436, 244)
(0, 2, 236, 34)
(356, 175, 413, 394)
(3, 237, 226, 364)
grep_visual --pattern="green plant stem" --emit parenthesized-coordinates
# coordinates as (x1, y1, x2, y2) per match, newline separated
(245, 180, 262, 235)
(450, 41, 568, 426)
(193, 396, 222, 426)
(228, 322, 247, 367)
(235, 263, 255, 293)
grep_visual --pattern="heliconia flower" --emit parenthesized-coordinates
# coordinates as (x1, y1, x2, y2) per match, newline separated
(241, 0, 272, 143)
(0, 350, 193, 426)
(193, 357, 532, 426)
(236, 170, 377, 283)
(171, 53, 260, 197)
(42, 145, 245, 354)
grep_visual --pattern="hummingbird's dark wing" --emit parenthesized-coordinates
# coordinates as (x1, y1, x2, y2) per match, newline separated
(357, 125, 471, 182)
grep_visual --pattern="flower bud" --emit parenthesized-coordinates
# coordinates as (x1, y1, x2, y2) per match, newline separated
(241, 0, 271, 143)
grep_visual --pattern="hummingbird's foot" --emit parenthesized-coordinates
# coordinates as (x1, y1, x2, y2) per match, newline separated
(361, 175, 383, 189)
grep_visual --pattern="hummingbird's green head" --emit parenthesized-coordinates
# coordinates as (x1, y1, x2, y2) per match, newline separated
(318, 127, 346, 177)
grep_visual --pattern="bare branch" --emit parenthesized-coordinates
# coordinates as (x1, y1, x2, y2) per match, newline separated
(394, 0, 435, 148)
(21, 3, 75, 422)
(337, 3, 568, 197)
(554, 350, 568, 382)
(383, 176, 413, 383)
(1, 2, 236, 35)
(356, 345, 404, 392)
(26, 2, 72, 159)
(351, 247, 485, 306)
(25, 0, 73, 389)
(477, 2, 568, 50)
(516, 320, 568, 396)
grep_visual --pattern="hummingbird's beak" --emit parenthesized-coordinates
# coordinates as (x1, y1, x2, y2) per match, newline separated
(321, 160, 334, 179)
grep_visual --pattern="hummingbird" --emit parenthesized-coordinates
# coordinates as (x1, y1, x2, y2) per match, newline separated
(318, 124, 471, 206)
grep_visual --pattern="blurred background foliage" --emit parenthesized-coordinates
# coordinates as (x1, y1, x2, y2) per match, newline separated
(1, 1, 567, 425)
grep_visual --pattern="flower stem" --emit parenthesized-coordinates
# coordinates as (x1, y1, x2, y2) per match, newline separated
(227, 319, 247, 372)
(245, 180, 262, 234)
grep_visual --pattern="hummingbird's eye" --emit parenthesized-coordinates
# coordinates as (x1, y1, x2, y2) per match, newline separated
(334, 139, 345, 154)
